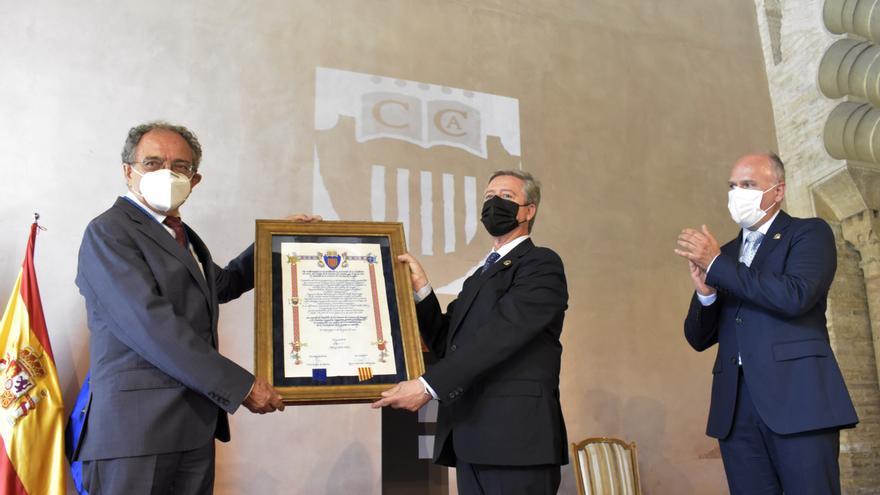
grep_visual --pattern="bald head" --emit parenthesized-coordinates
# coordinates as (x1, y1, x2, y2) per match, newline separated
(732, 153, 785, 184)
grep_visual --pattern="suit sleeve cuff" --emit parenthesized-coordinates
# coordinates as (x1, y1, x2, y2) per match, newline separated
(414, 284, 433, 303)
(705, 253, 720, 274)
(243, 379, 256, 404)
(696, 292, 717, 306)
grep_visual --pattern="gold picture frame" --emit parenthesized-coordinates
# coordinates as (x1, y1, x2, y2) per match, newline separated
(254, 220, 424, 404)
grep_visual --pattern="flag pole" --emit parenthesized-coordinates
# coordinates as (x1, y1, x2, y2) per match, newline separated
(34, 213, 46, 231)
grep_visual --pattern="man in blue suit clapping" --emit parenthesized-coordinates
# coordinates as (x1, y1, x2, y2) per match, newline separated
(675, 152, 858, 495)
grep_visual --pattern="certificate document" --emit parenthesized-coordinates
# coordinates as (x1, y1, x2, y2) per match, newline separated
(280, 242, 397, 378)
(255, 220, 423, 404)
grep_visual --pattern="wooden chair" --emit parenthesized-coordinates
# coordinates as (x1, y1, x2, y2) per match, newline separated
(571, 437, 642, 495)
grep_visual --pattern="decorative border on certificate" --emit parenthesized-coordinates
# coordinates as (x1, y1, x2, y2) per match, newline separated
(255, 221, 424, 404)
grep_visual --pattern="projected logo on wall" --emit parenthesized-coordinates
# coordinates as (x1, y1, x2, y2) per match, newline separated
(313, 67, 521, 293)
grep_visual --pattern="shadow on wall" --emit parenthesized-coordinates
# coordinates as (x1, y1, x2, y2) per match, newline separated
(58, 317, 90, 416)
(222, 440, 376, 494)
(325, 441, 377, 493)
(569, 389, 695, 494)
(220, 463, 280, 494)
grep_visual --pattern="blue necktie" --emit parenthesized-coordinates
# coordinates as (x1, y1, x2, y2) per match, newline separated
(737, 230, 764, 367)
(740, 231, 764, 267)
(481, 252, 501, 274)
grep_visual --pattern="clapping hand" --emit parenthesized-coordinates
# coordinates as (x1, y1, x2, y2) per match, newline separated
(674, 224, 721, 270)
(675, 225, 719, 297)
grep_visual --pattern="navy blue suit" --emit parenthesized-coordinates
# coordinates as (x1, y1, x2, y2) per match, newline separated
(684, 211, 858, 493)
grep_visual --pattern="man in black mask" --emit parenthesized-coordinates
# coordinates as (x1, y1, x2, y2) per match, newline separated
(373, 170, 569, 495)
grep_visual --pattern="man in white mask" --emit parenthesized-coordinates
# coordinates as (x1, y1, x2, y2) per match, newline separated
(675, 153, 857, 495)
(73, 121, 319, 494)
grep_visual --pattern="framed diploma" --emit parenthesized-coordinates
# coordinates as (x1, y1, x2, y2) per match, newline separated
(254, 220, 425, 404)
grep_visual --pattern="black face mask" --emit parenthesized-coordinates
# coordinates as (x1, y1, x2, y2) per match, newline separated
(481, 196, 529, 236)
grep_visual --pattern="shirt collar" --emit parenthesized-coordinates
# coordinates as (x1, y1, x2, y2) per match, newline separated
(124, 190, 168, 224)
(491, 235, 530, 259)
(743, 209, 780, 238)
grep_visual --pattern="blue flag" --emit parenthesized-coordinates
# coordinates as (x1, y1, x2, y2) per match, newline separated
(65, 372, 90, 495)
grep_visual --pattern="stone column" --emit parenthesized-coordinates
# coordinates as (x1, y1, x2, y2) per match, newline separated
(812, 166, 880, 493)
(825, 221, 880, 492)
(842, 209, 880, 386)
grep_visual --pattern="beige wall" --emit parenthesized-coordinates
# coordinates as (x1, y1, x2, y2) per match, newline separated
(0, 1, 777, 493)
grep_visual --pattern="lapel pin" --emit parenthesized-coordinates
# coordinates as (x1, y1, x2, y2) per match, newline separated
(773, 233, 782, 240)
(503, 260, 512, 266)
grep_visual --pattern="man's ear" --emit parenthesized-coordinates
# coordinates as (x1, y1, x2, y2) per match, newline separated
(190, 173, 202, 189)
(774, 182, 786, 203)
(526, 203, 537, 222)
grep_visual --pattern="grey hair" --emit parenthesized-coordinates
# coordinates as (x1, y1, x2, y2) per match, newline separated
(121, 121, 203, 169)
(767, 152, 785, 183)
(488, 169, 541, 232)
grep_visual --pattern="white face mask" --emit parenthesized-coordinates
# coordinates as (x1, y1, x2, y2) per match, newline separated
(727, 183, 779, 229)
(131, 168, 192, 213)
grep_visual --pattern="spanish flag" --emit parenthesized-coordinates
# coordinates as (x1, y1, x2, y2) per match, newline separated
(0, 222, 67, 494)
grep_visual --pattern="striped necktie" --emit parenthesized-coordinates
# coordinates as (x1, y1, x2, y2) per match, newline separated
(740, 231, 764, 267)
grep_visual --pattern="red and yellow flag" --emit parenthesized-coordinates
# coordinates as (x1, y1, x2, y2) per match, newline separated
(0, 223, 67, 494)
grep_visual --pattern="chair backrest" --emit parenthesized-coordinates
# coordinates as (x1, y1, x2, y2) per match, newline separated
(571, 437, 641, 495)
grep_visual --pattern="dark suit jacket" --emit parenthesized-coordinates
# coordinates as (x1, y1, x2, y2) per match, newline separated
(684, 211, 858, 439)
(417, 238, 569, 467)
(74, 197, 255, 461)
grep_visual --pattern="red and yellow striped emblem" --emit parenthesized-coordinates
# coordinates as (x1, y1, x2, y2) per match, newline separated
(357, 367, 373, 382)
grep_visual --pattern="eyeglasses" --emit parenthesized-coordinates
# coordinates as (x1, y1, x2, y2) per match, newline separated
(130, 158, 197, 178)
